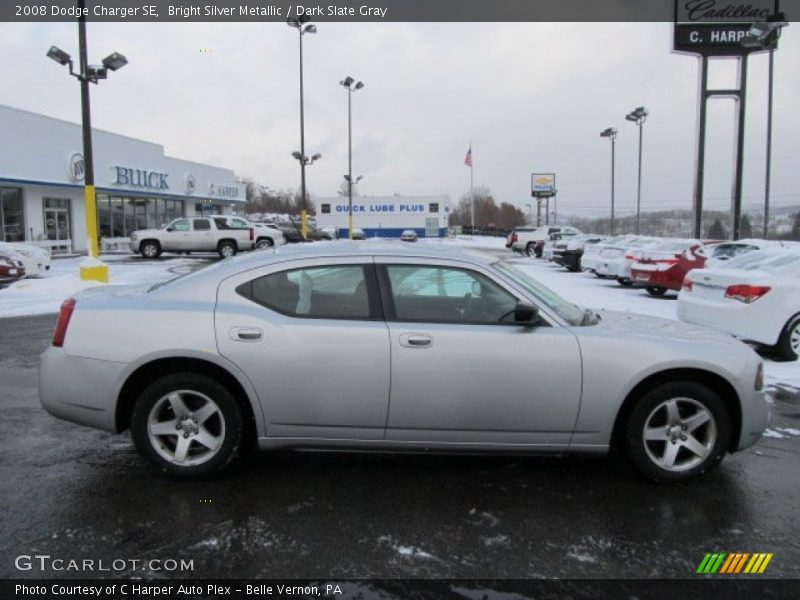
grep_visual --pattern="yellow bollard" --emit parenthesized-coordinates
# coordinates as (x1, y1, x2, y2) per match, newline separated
(79, 184, 109, 282)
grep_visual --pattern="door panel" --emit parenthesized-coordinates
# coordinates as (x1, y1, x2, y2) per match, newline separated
(379, 260, 582, 447)
(215, 259, 390, 440)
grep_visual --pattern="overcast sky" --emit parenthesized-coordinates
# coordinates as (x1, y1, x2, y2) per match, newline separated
(3, 21, 799, 217)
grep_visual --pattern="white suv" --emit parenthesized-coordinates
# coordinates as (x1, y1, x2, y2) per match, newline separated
(510, 226, 581, 257)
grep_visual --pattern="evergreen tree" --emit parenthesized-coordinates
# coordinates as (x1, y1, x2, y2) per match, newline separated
(707, 218, 727, 240)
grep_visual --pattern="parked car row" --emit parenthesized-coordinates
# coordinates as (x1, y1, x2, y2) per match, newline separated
(506, 225, 582, 257)
(0, 242, 52, 283)
(524, 231, 800, 361)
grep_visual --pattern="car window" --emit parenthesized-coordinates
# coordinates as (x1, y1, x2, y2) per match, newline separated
(193, 219, 211, 231)
(238, 265, 372, 320)
(213, 217, 230, 229)
(169, 219, 190, 232)
(494, 261, 585, 325)
(385, 265, 517, 324)
(231, 218, 249, 228)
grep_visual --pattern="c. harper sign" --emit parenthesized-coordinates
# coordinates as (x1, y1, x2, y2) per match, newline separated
(673, 0, 778, 55)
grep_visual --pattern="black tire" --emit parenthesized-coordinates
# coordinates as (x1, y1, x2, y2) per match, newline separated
(255, 238, 274, 250)
(218, 240, 237, 258)
(772, 313, 800, 361)
(131, 372, 244, 477)
(624, 381, 731, 484)
(617, 278, 633, 287)
(525, 242, 535, 257)
(140, 240, 161, 259)
(646, 286, 668, 296)
(595, 272, 607, 279)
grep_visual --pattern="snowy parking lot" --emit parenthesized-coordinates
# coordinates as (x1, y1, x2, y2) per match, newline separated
(1, 237, 799, 578)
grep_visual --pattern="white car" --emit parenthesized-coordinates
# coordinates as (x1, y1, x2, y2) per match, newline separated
(581, 235, 636, 273)
(703, 239, 793, 270)
(0, 242, 51, 277)
(595, 237, 659, 283)
(211, 215, 286, 249)
(400, 230, 418, 242)
(510, 226, 581, 256)
(678, 248, 800, 360)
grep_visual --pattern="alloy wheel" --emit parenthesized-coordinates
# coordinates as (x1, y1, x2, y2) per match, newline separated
(642, 397, 717, 472)
(147, 390, 225, 466)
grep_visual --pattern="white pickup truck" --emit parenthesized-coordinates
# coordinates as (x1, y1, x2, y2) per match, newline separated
(129, 216, 255, 258)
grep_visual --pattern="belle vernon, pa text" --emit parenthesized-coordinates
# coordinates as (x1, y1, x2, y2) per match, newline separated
(15, 583, 344, 597)
(169, 5, 389, 18)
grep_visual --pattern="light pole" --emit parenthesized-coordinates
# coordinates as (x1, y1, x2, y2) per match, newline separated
(340, 76, 364, 240)
(525, 203, 533, 225)
(625, 106, 648, 235)
(46, 2, 127, 282)
(288, 15, 317, 239)
(743, 12, 788, 239)
(600, 127, 617, 235)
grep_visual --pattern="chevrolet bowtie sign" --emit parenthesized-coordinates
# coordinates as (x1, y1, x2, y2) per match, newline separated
(673, 0, 779, 56)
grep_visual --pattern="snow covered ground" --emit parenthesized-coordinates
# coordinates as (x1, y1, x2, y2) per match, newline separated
(1, 237, 797, 389)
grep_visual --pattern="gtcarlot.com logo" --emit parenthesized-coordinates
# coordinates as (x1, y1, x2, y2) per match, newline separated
(697, 552, 773, 574)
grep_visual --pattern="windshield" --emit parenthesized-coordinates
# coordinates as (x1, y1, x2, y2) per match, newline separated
(494, 261, 585, 325)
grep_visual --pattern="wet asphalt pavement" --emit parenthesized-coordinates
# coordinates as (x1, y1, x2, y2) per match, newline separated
(1, 313, 799, 580)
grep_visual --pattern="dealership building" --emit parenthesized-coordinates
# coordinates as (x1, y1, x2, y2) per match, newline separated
(315, 195, 450, 238)
(0, 104, 246, 253)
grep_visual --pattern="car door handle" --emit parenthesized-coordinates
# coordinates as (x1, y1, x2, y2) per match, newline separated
(399, 333, 433, 348)
(229, 327, 263, 342)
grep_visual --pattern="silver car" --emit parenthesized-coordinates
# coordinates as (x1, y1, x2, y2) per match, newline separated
(40, 243, 767, 482)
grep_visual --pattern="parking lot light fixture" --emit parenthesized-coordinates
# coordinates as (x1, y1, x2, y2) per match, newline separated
(45, 2, 126, 282)
(600, 127, 618, 235)
(626, 107, 648, 235)
(288, 15, 318, 239)
(341, 76, 365, 240)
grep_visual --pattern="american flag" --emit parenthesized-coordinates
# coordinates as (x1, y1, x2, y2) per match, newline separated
(464, 146, 473, 167)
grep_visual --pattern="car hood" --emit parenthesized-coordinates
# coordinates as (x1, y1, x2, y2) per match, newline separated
(587, 309, 738, 345)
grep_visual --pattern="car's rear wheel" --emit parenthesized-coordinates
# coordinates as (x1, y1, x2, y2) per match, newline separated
(617, 278, 633, 286)
(525, 242, 535, 257)
(773, 313, 800, 361)
(255, 238, 274, 250)
(140, 241, 161, 259)
(218, 240, 237, 258)
(131, 373, 243, 477)
(646, 286, 668, 296)
(625, 381, 730, 483)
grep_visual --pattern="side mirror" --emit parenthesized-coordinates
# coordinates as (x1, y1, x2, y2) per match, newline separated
(514, 301, 539, 325)
(166, 227, 174, 232)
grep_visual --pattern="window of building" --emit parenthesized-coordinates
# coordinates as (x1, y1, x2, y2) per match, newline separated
(384, 265, 517, 324)
(321, 203, 331, 214)
(97, 197, 184, 238)
(0, 187, 25, 242)
(237, 265, 373, 320)
(429, 203, 439, 213)
(194, 219, 211, 230)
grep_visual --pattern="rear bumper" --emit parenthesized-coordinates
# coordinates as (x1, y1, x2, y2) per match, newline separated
(677, 295, 781, 346)
(630, 267, 682, 290)
(39, 347, 127, 433)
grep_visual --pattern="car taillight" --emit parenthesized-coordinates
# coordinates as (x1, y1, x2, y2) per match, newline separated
(250, 228, 254, 241)
(724, 284, 771, 304)
(511, 233, 517, 243)
(755, 362, 764, 391)
(53, 298, 76, 347)
(683, 277, 693, 291)
(624, 253, 634, 260)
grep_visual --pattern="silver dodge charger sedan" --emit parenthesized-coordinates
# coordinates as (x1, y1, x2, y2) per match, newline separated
(40, 243, 768, 482)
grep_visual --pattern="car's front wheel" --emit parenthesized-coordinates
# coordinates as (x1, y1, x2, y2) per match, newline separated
(131, 373, 243, 477)
(255, 238, 274, 250)
(140, 241, 161, 259)
(625, 381, 731, 483)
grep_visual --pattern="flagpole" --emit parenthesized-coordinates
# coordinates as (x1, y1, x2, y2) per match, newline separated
(469, 141, 474, 233)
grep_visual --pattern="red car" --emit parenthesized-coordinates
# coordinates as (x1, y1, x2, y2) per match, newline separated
(0, 251, 26, 286)
(630, 239, 720, 296)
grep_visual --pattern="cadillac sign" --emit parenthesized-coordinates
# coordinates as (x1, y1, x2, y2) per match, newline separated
(674, 0, 779, 55)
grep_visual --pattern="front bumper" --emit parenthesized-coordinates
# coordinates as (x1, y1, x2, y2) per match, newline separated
(40, 347, 127, 433)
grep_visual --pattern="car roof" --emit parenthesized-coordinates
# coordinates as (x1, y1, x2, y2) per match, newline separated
(154, 241, 500, 294)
